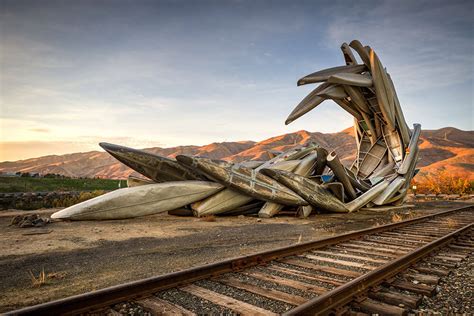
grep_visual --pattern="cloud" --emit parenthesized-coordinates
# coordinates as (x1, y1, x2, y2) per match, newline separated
(325, 1, 473, 94)
(0, 118, 53, 142)
(0, 137, 166, 162)
(0, 141, 98, 162)
(1, 0, 472, 162)
(29, 128, 50, 133)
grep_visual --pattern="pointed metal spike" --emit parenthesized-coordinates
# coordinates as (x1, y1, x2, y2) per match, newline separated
(297, 64, 367, 86)
(101, 143, 205, 182)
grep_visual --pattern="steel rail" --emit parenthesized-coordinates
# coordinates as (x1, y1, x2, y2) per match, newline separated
(8, 204, 473, 315)
(283, 222, 473, 315)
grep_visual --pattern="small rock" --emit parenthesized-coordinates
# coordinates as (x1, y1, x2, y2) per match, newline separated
(11, 213, 51, 228)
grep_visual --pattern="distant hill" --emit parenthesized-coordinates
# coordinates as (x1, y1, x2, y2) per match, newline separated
(416, 128, 474, 178)
(1, 127, 472, 180)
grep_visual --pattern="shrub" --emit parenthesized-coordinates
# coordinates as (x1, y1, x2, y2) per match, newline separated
(50, 190, 106, 208)
(77, 190, 105, 202)
(29, 268, 47, 287)
(411, 170, 472, 195)
(52, 199, 61, 208)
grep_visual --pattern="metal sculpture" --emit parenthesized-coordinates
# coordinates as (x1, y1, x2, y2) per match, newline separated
(51, 40, 421, 220)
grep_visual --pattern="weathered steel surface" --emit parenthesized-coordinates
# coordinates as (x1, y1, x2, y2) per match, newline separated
(398, 123, 421, 175)
(99, 142, 205, 182)
(345, 167, 372, 192)
(326, 151, 357, 200)
(191, 188, 253, 217)
(193, 156, 302, 216)
(313, 148, 328, 177)
(84, 40, 421, 220)
(370, 49, 396, 130)
(285, 83, 331, 125)
(372, 176, 406, 205)
(344, 85, 371, 114)
(297, 64, 367, 86)
(218, 201, 265, 216)
(126, 175, 154, 187)
(51, 181, 223, 220)
(382, 123, 404, 164)
(261, 168, 348, 213)
(297, 205, 313, 218)
(322, 182, 345, 201)
(258, 151, 319, 218)
(327, 73, 373, 87)
(357, 139, 388, 179)
(345, 179, 389, 212)
(176, 155, 308, 206)
(340, 42, 357, 65)
(387, 73, 411, 146)
(349, 40, 371, 67)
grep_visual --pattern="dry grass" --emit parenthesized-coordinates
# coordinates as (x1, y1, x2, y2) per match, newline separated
(446, 218, 457, 229)
(29, 269, 67, 287)
(391, 213, 403, 223)
(47, 271, 67, 280)
(52, 190, 106, 208)
(373, 220, 385, 227)
(405, 211, 416, 220)
(29, 268, 47, 287)
(297, 234, 302, 244)
(200, 215, 216, 222)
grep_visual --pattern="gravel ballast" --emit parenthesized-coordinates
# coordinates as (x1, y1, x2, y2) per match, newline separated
(155, 288, 235, 315)
(195, 279, 294, 313)
(415, 252, 473, 314)
(112, 302, 151, 316)
(253, 266, 335, 290)
(229, 271, 315, 299)
(274, 261, 352, 282)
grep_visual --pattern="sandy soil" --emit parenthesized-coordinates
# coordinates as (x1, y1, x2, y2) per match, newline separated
(0, 201, 470, 312)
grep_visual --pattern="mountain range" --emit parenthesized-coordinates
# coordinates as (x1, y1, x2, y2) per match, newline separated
(1, 127, 472, 180)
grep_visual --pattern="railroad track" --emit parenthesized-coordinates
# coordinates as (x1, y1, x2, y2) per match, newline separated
(9, 205, 473, 315)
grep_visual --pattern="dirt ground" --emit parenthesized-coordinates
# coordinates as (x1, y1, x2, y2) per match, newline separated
(0, 200, 471, 312)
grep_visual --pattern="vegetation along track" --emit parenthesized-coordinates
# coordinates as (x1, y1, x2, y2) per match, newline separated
(9, 205, 474, 315)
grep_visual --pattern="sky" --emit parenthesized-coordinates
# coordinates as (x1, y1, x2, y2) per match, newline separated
(0, 0, 473, 162)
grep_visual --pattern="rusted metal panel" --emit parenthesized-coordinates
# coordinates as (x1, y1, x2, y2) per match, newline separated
(50, 181, 224, 220)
